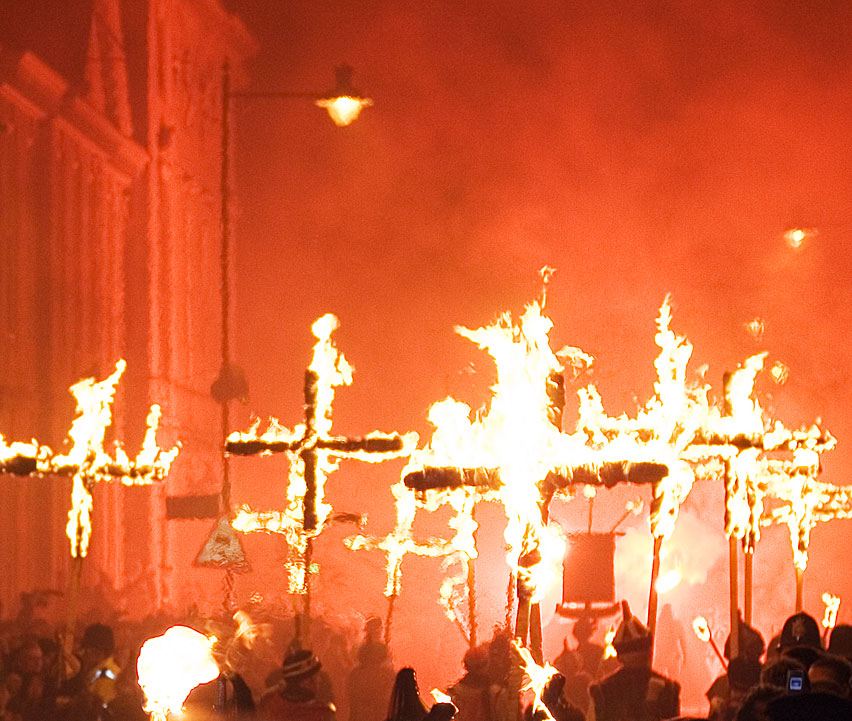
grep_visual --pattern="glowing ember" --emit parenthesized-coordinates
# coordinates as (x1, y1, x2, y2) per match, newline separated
(784, 227, 816, 249)
(745, 318, 765, 341)
(137, 626, 219, 721)
(770, 361, 789, 385)
(692, 616, 711, 643)
(514, 639, 558, 718)
(822, 593, 841, 631)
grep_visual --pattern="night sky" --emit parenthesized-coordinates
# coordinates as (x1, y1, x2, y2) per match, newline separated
(223, 0, 852, 705)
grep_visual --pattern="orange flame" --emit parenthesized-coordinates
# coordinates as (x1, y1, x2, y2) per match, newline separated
(822, 593, 841, 631)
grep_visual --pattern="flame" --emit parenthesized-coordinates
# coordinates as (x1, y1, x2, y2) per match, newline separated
(345, 288, 836, 623)
(315, 95, 372, 127)
(771, 362, 789, 385)
(431, 689, 453, 704)
(822, 593, 841, 630)
(692, 616, 711, 643)
(654, 568, 682, 594)
(513, 639, 558, 719)
(603, 625, 617, 659)
(137, 626, 219, 721)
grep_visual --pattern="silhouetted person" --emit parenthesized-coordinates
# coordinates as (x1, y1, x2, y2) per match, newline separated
(588, 601, 679, 721)
(348, 621, 395, 721)
(385, 668, 428, 721)
(448, 646, 493, 721)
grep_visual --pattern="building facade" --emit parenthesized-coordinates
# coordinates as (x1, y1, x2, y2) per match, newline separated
(0, 0, 254, 618)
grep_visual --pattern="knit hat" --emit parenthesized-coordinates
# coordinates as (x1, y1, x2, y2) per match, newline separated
(282, 649, 322, 681)
(779, 612, 822, 651)
(612, 601, 652, 655)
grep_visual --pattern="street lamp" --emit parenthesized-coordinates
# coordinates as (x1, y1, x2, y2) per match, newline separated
(210, 63, 372, 605)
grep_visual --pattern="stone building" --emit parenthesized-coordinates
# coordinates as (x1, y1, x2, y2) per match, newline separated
(0, 0, 255, 618)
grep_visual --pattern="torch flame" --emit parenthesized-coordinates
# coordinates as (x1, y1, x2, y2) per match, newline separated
(137, 626, 219, 721)
(603, 625, 617, 659)
(822, 593, 841, 631)
(692, 616, 711, 643)
(513, 639, 558, 719)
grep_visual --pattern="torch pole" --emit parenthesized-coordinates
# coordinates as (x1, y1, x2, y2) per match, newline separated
(796, 566, 804, 613)
(529, 603, 543, 665)
(647, 535, 663, 653)
(729, 536, 739, 659)
(467, 554, 477, 649)
(744, 547, 754, 626)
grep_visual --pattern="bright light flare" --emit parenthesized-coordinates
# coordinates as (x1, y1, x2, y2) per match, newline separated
(315, 95, 372, 126)
(654, 568, 682, 594)
(431, 689, 453, 704)
(692, 616, 711, 643)
(822, 593, 841, 630)
(784, 228, 815, 249)
(137, 626, 219, 721)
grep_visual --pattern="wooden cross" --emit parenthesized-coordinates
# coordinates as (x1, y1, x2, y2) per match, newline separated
(226, 314, 417, 616)
(0, 360, 179, 650)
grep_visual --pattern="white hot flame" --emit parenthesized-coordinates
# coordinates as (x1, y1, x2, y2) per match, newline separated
(137, 626, 220, 721)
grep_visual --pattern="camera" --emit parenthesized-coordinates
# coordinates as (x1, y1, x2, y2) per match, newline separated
(787, 669, 805, 693)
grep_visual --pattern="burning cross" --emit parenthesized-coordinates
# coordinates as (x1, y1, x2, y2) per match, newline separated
(0, 360, 179, 654)
(0, 360, 180, 558)
(346, 299, 669, 659)
(227, 314, 417, 594)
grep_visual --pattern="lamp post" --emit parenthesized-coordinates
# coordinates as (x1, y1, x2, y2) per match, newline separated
(211, 62, 372, 609)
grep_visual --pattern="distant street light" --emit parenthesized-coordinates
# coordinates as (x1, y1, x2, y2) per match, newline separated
(315, 65, 373, 127)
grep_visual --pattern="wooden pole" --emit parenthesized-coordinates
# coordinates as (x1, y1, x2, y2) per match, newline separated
(529, 603, 543, 665)
(647, 535, 663, 660)
(729, 536, 739, 659)
(796, 566, 804, 613)
(467, 555, 477, 648)
(743, 548, 754, 626)
(62, 554, 84, 665)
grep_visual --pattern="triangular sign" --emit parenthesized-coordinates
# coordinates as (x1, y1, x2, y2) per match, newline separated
(195, 517, 250, 572)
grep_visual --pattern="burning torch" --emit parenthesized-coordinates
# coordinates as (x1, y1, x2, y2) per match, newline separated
(693, 616, 727, 669)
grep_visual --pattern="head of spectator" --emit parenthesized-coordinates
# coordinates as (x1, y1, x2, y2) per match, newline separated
(808, 654, 852, 698)
(828, 625, 852, 662)
(760, 658, 808, 691)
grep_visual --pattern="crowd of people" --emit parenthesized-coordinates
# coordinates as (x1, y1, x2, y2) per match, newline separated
(2, 598, 852, 721)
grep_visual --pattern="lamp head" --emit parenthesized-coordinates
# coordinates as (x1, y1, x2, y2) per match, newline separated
(315, 65, 372, 127)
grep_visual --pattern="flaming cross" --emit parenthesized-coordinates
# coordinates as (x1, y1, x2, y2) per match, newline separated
(227, 314, 417, 596)
(347, 300, 669, 660)
(0, 360, 180, 558)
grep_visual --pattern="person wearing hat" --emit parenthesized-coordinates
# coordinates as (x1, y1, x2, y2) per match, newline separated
(588, 601, 680, 721)
(260, 647, 336, 721)
(705, 614, 765, 714)
(348, 618, 395, 721)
